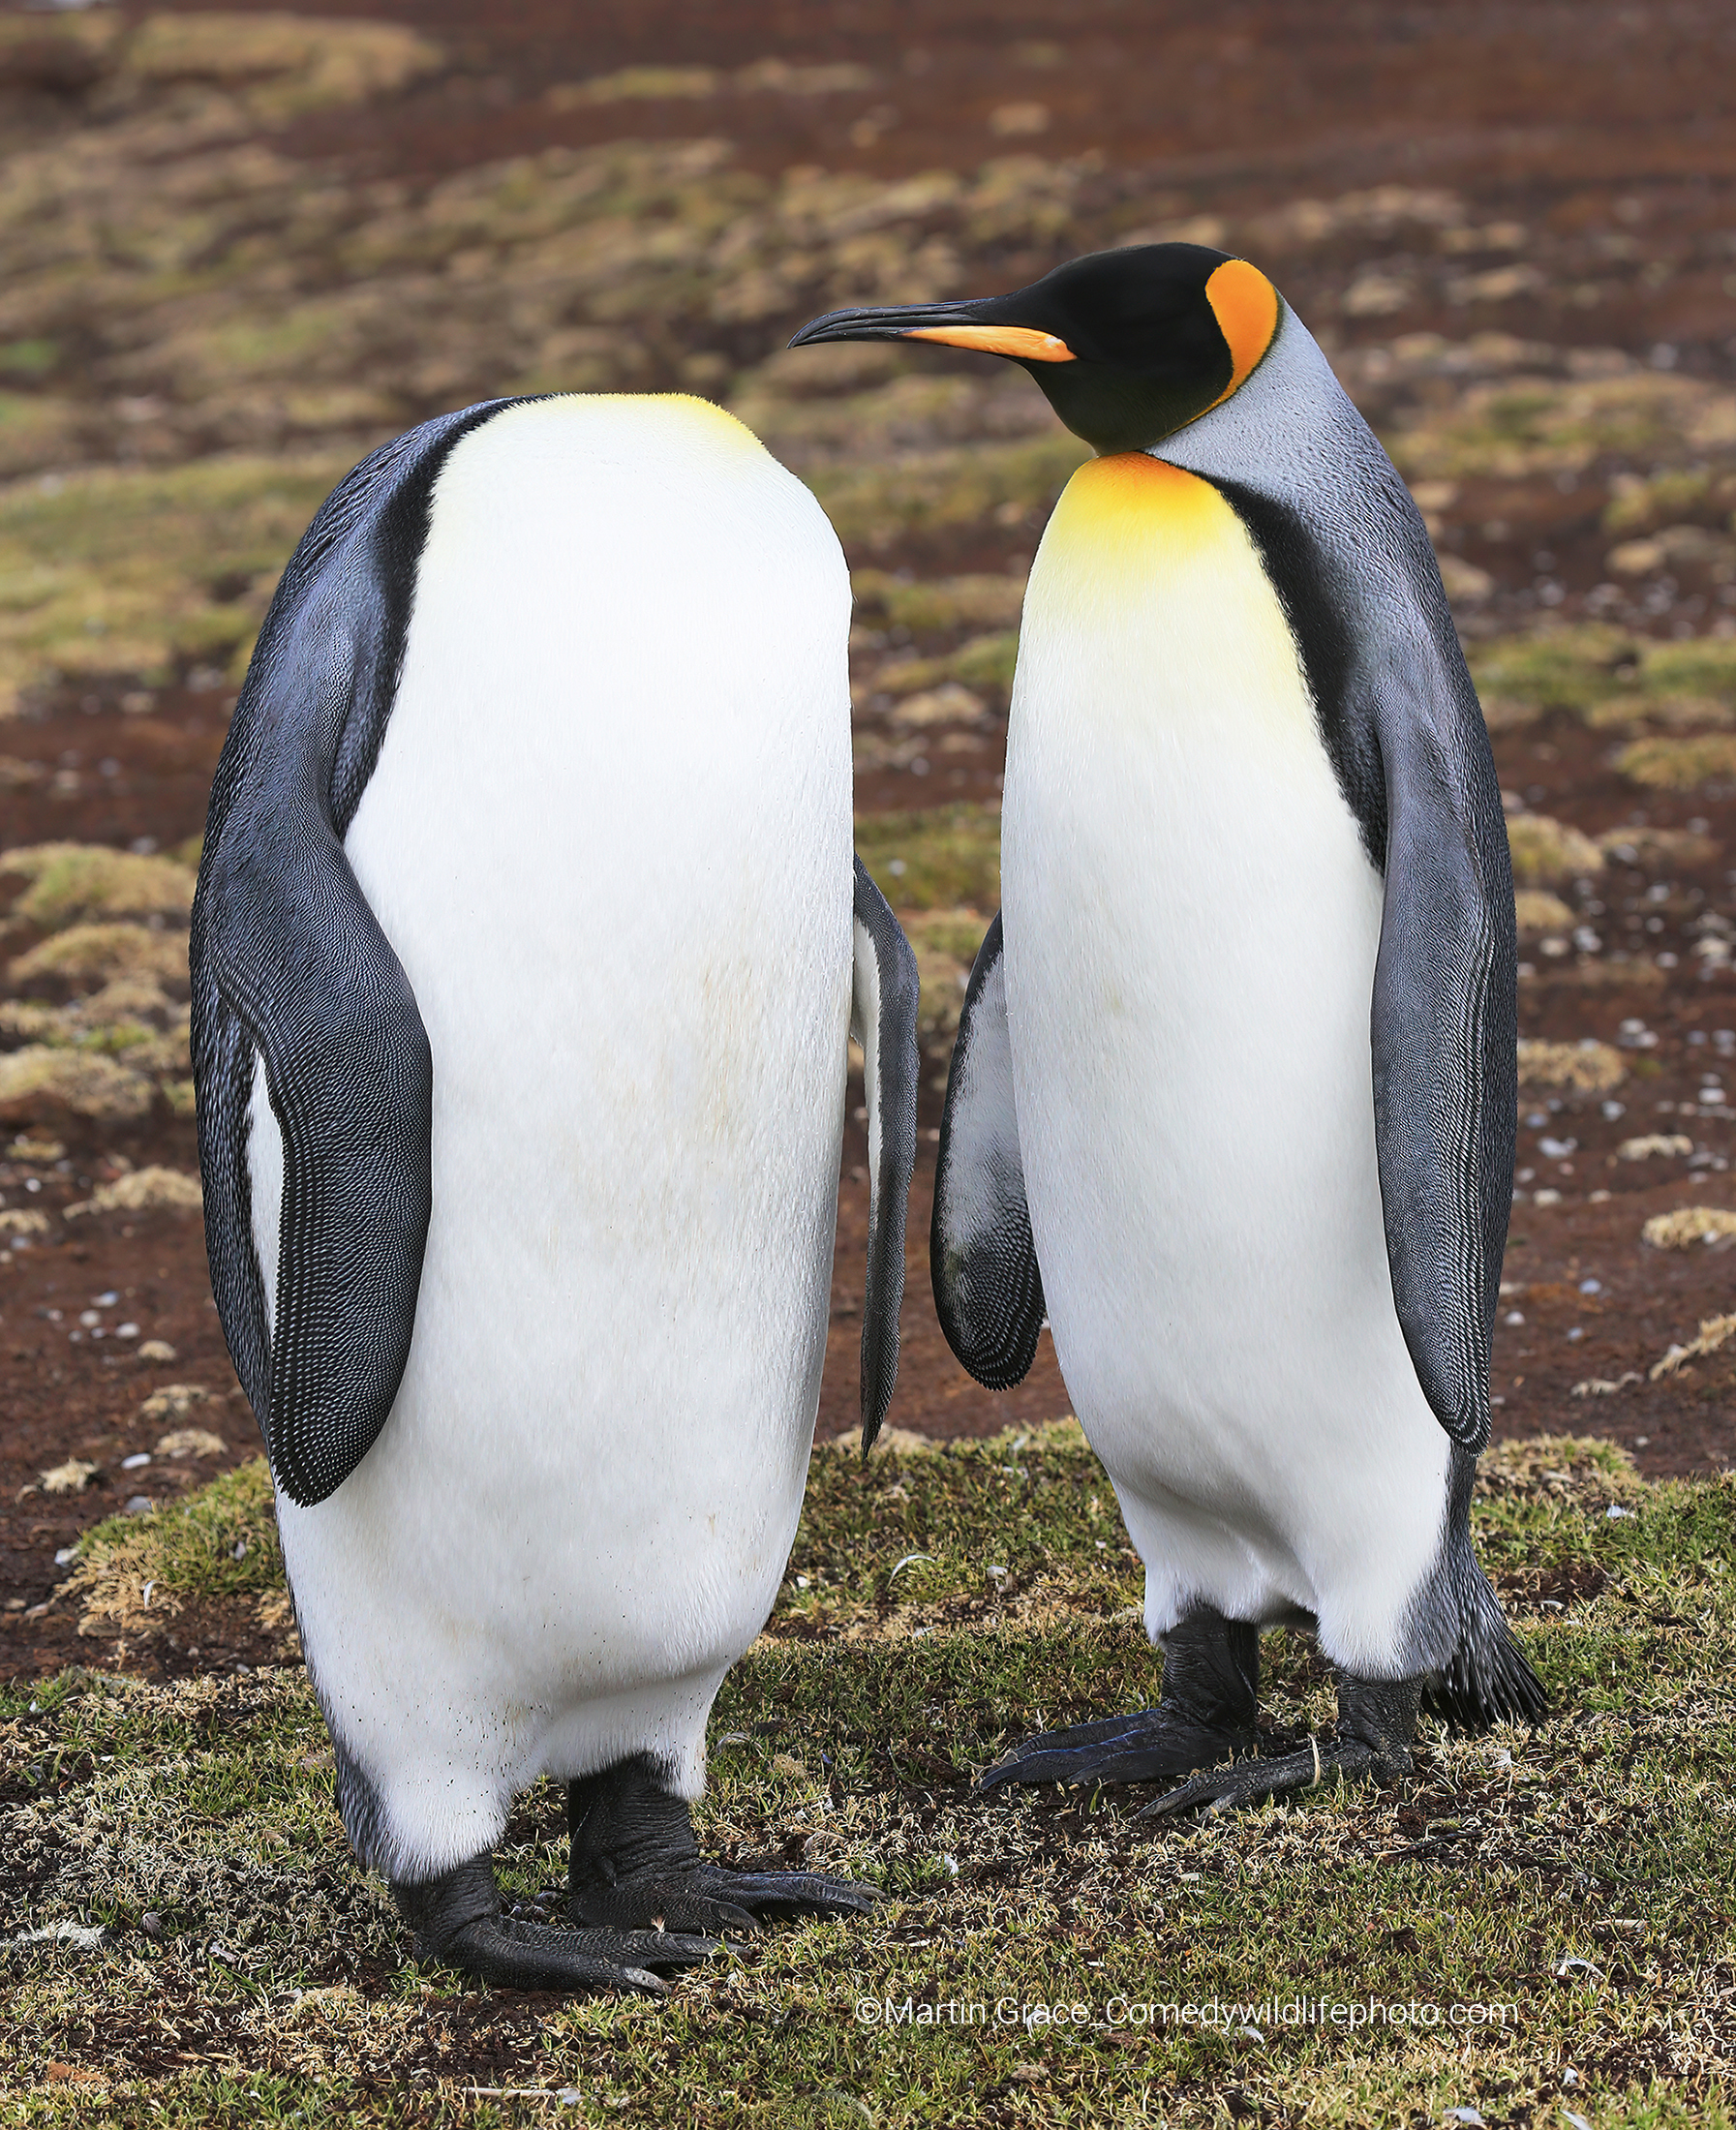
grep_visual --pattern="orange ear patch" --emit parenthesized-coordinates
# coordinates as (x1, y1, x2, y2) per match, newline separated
(1203, 260, 1279, 409)
(902, 323, 1076, 362)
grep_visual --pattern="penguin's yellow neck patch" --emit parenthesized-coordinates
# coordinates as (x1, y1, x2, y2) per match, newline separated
(1023, 451, 1313, 743)
(1043, 452, 1229, 567)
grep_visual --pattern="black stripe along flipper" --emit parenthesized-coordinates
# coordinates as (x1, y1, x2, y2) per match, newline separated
(851, 858, 920, 1454)
(191, 400, 526, 1506)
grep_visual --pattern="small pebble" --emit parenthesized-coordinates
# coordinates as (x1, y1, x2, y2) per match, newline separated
(124, 1495, 153, 1515)
(121, 1451, 151, 1471)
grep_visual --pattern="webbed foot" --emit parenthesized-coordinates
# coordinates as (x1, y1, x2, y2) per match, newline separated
(1137, 1673, 1423, 1820)
(394, 1854, 716, 1994)
(567, 1754, 878, 1937)
(977, 1706, 1255, 1789)
(975, 1612, 1261, 1792)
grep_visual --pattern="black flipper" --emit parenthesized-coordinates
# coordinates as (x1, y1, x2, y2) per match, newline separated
(851, 858, 919, 1454)
(1368, 704, 1516, 1455)
(190, 401, 523, 1507)
(929, 913, 1044, 1390)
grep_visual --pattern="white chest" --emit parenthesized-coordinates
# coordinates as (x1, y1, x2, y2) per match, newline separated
(999, 453, 1449, 1665)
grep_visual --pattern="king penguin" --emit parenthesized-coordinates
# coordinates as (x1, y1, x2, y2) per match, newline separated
(190, 392, 919, 1987)
(790, 246, 1546, 1813)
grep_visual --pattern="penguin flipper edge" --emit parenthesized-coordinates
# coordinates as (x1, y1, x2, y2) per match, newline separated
(930, 912, 1045, 1393)
(198, 818, 433, 1511)
(852, 857, 920, 1453)
(1371, 696, 1518, 1459)
(188, 417, 513, 1510)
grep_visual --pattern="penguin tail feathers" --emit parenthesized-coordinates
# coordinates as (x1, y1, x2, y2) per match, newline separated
(1421, 1573, 1549, 1731)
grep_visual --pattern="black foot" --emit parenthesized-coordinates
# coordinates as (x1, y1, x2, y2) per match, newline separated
(568, 1754, 879, 1937)
(393, 1854, 716, 1994)
(977, 1613, 1260, 1790)
(1138, 1672, 1423, 1820)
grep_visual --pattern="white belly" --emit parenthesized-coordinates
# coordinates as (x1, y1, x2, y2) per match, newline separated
(250, 397, 853, 1878)
(1003, 452, 1449, 1676)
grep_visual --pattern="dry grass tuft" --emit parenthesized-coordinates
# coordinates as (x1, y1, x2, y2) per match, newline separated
(66, 1167, 202, 1219)
(1642, 1205, 1736, 1249)
(0, 1046, 153, 1124)
(1597, 824, 1721, 867)
(1614, 734, 1736, 790)
(1506, 812, 1604, 886)
(1650, 1313, 1736, 1379)
(137, 1384, 221, 1428)
(1512, 889, 1574, 934)
(0, 846, 195, 932)
(1617, 1133, 1694, 1161)
(1516, 1038, 1626, 1093)
(38, 1458, 99, 1495)
(10, 924, 190, 992)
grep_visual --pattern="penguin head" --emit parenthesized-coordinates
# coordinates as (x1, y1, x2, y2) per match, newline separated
(789, 244, 1280, 455)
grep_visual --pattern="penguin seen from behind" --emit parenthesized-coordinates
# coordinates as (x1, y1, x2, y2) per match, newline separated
(192, 392, 918, 1989)
(792, 248, 1545, 1814)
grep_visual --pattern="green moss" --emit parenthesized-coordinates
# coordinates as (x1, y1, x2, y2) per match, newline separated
(1642, 636, 1736, 701)
(6, 1433, 1736, 2124)
(0, 454, 343, 711)
(811, 434, 1088, 550)
(0, 390, 82, 478)
(0, 339, 60, 381)
(1603, 468, 1729, 534)
(854, 805, 1001, 911)
(1614, 733, 1736, 791)
(1467, 629, 1736, 736)
(1505, 811, 1604, 887)
(71, 1458, 281, 1607)
(853, 570, 1027, 636)
(1467, 624, 1638, 713)
(1388, 370, 1732, 481)
(0, 844, 196, 931)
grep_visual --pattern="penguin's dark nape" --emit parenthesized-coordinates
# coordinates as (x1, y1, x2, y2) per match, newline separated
(790, 243, 1281, 454)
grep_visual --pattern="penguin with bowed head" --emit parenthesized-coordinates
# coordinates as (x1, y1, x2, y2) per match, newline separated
(191, 391, 919, 1990)
(791, 246, 1545, 1814)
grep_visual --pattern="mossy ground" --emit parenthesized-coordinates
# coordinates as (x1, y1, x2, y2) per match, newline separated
(4, 1427, 1734, 2124)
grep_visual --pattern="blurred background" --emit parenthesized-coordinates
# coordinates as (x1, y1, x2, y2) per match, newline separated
(3, 1, 1736, 1647)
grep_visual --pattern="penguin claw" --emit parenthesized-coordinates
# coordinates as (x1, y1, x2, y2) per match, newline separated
(430, 1913, 717, 1995)
(975, 1708, 1255, 1792)
(700, 1869, 881, 1920)
(1135, 1735, 1375, 1820)
(394, 1854, 719, 1994)
(571, 1865, 878, 1937)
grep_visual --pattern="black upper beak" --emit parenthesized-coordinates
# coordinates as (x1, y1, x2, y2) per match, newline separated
(788, 301, 987, 349)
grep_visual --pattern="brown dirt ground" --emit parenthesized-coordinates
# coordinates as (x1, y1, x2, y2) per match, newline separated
(3, 0, 1736, 1682)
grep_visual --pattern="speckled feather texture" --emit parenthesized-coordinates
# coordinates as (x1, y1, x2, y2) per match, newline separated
(1164, 306, 1517, 1460)
(929, 912, 1046, 1392)
(852, 858, 920, 1454)
(191, 401, 519, 1506)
